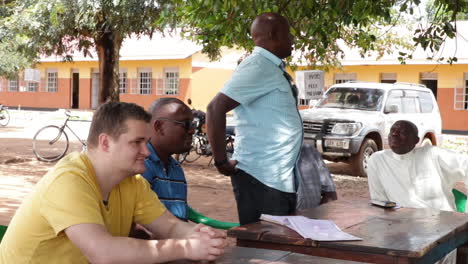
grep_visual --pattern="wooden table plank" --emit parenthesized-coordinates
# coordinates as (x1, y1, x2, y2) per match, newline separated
(168, 246, 371, 263)
(228, 200, 468, 263)
(278, 252, 370, 264)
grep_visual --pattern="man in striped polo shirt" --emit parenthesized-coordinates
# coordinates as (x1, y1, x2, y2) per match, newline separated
(143, 98, 196, 221)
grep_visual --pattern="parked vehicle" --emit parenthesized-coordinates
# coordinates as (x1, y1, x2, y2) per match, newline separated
(179, 109, 235, 165)
(0, 104, 10, 127)
(300, 82, 442, 177)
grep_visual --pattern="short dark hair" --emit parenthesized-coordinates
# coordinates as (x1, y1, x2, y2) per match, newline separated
(148, 97, 185, 119)
(394, 120, 419, 137)
(87, 102, 151, 148)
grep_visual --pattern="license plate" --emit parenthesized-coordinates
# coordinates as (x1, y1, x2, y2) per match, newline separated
(324, 139, 349, 149)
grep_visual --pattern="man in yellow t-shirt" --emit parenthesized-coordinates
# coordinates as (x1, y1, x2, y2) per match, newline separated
(0, 102, 226, 263)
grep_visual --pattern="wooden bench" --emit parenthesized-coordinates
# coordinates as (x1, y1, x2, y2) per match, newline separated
(169, 246, 370, 263)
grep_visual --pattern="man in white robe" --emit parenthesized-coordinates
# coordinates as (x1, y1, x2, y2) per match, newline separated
(368, 120, 468, 264)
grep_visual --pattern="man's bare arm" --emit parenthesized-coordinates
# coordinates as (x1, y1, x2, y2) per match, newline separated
(65, 218, 225, 263)
(144, 210, 227, 241)
(206, 93, 239, 175)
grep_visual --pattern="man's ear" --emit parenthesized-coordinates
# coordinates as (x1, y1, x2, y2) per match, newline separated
(415, 136, 421, 145)
(98, 133, 111, 152)
(153, 120, 164, 135)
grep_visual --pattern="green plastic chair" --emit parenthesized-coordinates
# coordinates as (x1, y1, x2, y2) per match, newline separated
(0, 225, 7, 243)
(188, 207, 239, 230)
(452, 189, 467, 213)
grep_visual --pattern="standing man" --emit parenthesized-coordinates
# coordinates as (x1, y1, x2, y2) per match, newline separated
(206, 13, 303, 225)
(0, 102, 226, 263)
(143, 98, 195, 221)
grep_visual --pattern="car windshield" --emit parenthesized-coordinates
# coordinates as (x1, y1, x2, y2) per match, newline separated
(317, 87, 385, 111)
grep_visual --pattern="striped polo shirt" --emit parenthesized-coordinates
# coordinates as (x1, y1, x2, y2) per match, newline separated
(142, 143, 188, 220)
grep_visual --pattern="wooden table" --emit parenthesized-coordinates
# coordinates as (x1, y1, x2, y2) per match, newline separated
(169, 246, 369, 263)
(228, 199, 468, 264)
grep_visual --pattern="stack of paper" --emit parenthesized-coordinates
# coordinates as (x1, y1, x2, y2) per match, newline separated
(260, 214, 362, 241)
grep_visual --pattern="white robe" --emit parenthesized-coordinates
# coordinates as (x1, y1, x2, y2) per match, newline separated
(368, 145, 468, 211)
(368, 145, 468, 264)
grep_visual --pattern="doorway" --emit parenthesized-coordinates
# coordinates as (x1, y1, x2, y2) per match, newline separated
(420, 72, 438, 99)
(72, 72, 79, 109)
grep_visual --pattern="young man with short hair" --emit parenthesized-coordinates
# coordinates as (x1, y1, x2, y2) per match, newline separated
(0, 102, 226, 263)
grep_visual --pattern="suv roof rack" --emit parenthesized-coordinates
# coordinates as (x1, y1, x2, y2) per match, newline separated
(393, 82, 427, 88)
(341, 80, 372, 83)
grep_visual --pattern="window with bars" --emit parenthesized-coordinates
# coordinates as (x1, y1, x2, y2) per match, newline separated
(26, 82, 38, 92)
(334, 73, 356, 84)
(138, 70, 152, 95)
(454, 74, 468, 110)
(119, 72, 128, 94)
(47, 71, 58, 92)
(158, 68, 179, 95)
(9, 78, 18, 91)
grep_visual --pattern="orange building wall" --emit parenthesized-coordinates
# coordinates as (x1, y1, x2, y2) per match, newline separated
(79, 78, 92, 109)
(0, 78, 71, 109)
(437, 88, 468, 131)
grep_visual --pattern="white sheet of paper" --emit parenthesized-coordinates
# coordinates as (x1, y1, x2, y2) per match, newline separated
(260, 214, 362, 241)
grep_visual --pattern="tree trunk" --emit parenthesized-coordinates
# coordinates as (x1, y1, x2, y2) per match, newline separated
(95, 31, 122, 104)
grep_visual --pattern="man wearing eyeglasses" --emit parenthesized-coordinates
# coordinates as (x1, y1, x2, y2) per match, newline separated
(142, 98, 196, 221)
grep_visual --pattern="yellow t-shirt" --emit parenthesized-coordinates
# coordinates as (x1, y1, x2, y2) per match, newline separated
(0, 152, 166, 263)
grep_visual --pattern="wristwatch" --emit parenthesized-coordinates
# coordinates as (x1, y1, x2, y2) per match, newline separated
(214, 158, 228, 167)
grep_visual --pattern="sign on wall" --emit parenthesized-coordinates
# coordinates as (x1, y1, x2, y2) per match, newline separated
(295, 70, 324, 99)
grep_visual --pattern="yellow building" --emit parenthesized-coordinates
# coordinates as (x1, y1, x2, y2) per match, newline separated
(2, 24, 468, 132)
(190, 22, 468, 133)
(0, 34, 200, 110)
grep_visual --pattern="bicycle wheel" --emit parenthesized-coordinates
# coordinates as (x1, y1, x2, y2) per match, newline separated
(177, 152, 189, 165)
(183, 137, 202, 163)
(33, 125, 69, 162)
(0, 109, 9, 127)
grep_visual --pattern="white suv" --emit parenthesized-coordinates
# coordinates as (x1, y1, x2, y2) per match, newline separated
(300, 82, 442, 177)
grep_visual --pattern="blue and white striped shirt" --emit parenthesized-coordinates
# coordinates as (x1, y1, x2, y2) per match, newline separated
(221, 46, 303, 193)
(142, 143, 188, 220)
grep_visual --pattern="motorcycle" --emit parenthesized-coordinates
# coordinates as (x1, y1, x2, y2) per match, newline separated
(178, 109, 235, 165)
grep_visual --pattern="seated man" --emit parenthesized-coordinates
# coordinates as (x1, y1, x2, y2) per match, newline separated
(368, 120, 468, 264)
(143, 98, 195, 220)
(0, 102, 226, 263)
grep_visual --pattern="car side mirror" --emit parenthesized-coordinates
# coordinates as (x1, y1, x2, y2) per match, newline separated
(384, 104, 399, 114)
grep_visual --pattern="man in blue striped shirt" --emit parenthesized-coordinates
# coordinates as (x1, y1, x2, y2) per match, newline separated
(143, 98, 195, 221)
(207, 13, 303, 225)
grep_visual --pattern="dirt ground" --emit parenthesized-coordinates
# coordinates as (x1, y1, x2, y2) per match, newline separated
(0, 135, 370, 226)
(1, 111, 468, 227)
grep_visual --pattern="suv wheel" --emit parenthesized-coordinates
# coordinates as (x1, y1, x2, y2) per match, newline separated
(350, 138, 378, 177)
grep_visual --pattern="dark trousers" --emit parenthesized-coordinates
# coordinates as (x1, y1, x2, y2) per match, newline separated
(230, 169, 296, 225)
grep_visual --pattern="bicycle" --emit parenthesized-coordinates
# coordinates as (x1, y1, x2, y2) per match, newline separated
(0, 104, 10, 127)
(32, 110, 87, 162)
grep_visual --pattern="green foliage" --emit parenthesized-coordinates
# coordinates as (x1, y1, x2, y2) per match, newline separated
(0, 0, 175, 102)
(176, 0, 465, 67)
(0, 0, 466, 88)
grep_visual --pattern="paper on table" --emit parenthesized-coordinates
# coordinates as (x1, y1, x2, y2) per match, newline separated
(260, 214, 362, 241)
